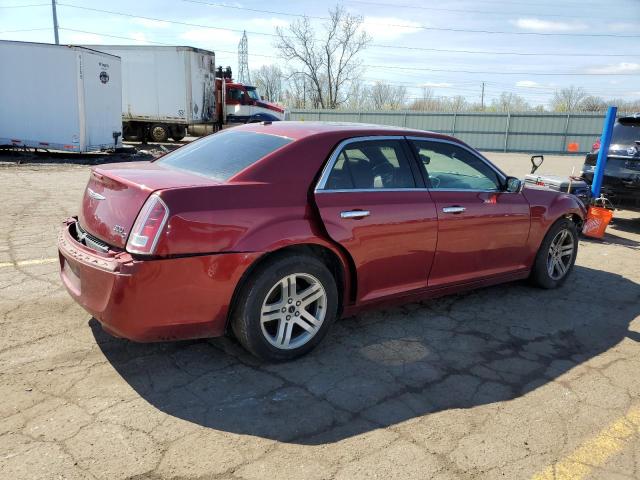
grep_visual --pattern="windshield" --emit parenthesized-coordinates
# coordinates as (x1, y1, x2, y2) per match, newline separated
(612, 121, 640, 146)
(157, 130, 292, 181)
(246, 87, 260, 101)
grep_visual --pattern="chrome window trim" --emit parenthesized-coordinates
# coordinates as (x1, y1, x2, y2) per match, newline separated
(314, 135, 414, 192)
(406, 135, 508, 187)
(314, 134, 514, 194)
(316, 188, 429, 194)
(422, 188, 503, 193)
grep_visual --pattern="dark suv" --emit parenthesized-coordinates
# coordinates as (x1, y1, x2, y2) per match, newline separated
(581, 114, 640, 208)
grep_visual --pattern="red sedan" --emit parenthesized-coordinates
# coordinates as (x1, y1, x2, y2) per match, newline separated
(58, 122, 586, 360)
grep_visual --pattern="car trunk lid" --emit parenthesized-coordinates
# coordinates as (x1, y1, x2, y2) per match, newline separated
(78, 161, 217, 249)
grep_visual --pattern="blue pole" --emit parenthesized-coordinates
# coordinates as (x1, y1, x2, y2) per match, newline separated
(591, 106, 617, 198)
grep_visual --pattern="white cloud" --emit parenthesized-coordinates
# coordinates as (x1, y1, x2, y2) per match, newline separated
(362, 17, 422, 41)
(129, 32, 149, 45)
(66, 32, 104, 44)
(419, 82, 453, 88)
(516, 80, 541, 88)
(607, 22, 636, 32)
(512, 18, 587, 32)
(587, 62, 640, 74)
(180, 28, 239, 44)
(131, 18, 171, 29)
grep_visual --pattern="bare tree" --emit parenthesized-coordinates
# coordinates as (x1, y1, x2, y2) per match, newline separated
(344, 80, 370, 109)
(369, 81, 407, 110)
(447, 95, 468, 112)
(580, 96, 606, 112)
(489, 92, 530, 112)
(275, 5, 370, 109)
(551, 86, 587, 112)
(409, 87, 441, 111)
(252, 65, 283, 102)
(282, 73, 316, 108)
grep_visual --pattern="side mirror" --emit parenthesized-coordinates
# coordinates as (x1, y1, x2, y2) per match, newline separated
(530, 155, 544, 174)
(505, 176, 522, 193)
(419, 153, 431, 165)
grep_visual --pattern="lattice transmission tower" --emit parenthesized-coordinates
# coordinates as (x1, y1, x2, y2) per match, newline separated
(238, 31, 250, 84)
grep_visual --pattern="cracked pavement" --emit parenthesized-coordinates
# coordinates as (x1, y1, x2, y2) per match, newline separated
(1, 153, 639, 479)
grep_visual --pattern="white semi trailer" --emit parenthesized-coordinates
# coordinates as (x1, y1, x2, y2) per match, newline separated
(83, 45, 216, 143)
(0, 40, 123, 152)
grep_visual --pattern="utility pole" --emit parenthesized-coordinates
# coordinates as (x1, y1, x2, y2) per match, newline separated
(302, 74, 306, 108)
(51, 0, 59, 45)
(480, 81, 485, 110)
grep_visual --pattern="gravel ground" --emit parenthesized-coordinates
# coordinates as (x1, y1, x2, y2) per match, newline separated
(0, 150, 639, 480)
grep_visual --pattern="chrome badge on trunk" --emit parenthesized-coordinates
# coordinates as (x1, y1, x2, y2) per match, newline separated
(112, 225, 126, 238)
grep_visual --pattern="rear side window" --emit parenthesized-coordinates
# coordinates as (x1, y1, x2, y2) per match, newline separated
(157, 130, 292, 181)
(323, 140, 416, 190)
(612, 121, 640, 145)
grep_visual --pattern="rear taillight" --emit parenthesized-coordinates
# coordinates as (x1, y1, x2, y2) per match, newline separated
(126, 194, 169, 255)
(591, 138, 601, 153)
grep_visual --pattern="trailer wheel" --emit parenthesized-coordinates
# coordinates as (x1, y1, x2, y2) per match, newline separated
(149, 124, 169, 143)
(171, 126, 186, 142)
(123, 124, 141, 142)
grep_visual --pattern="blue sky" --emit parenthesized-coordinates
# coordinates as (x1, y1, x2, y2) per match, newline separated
(1, 0, 639, 107)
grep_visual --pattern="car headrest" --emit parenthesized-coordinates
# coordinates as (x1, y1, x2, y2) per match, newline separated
(349, 159, 374, 189)
(325, 167, 352, 190)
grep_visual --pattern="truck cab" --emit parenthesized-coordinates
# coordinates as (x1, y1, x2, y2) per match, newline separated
(223, 81, 286, 124)
(214, 67, 286, 127)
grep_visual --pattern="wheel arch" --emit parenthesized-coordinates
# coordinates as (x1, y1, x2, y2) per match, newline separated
(225, 242, 356, 334)
(565, 212, 584, 231)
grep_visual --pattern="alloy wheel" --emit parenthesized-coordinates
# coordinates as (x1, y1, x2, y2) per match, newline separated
(546, 228, 575, 280)
(260, 273, 327, 350)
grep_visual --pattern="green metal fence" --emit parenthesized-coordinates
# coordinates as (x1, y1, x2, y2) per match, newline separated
(289, 110, 611, 154)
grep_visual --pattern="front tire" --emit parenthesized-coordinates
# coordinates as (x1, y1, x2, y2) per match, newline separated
(231, 254, 338, 361)
(529, 218, 578, 289)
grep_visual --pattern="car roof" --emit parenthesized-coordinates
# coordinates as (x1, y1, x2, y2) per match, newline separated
(238, 121, 456, 142)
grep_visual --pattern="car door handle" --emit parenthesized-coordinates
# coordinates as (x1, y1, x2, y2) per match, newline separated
(442, 206, 466, 214)
(340, 210, 370, 219)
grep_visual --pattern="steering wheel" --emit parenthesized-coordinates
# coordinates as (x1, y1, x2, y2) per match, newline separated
(430, 176, 441, 188)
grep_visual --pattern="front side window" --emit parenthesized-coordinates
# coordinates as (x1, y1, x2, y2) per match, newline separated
(228, 88, 243, 102)
(157, 130, 292, 181)
(323, 140, 416, 190)
(411, 140, 502, 191)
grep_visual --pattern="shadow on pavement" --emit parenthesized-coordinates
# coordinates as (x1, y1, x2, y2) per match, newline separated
(91, 265, 640, 445)
(611, 215, 640, 234)
(584, 232, 640, 250)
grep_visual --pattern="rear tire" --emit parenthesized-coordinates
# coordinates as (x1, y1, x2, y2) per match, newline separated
(149, 124, 169, 143)
(123, 124, 142, 142)
(529, 218, 578, 289)
(231, 254, 338, 361)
